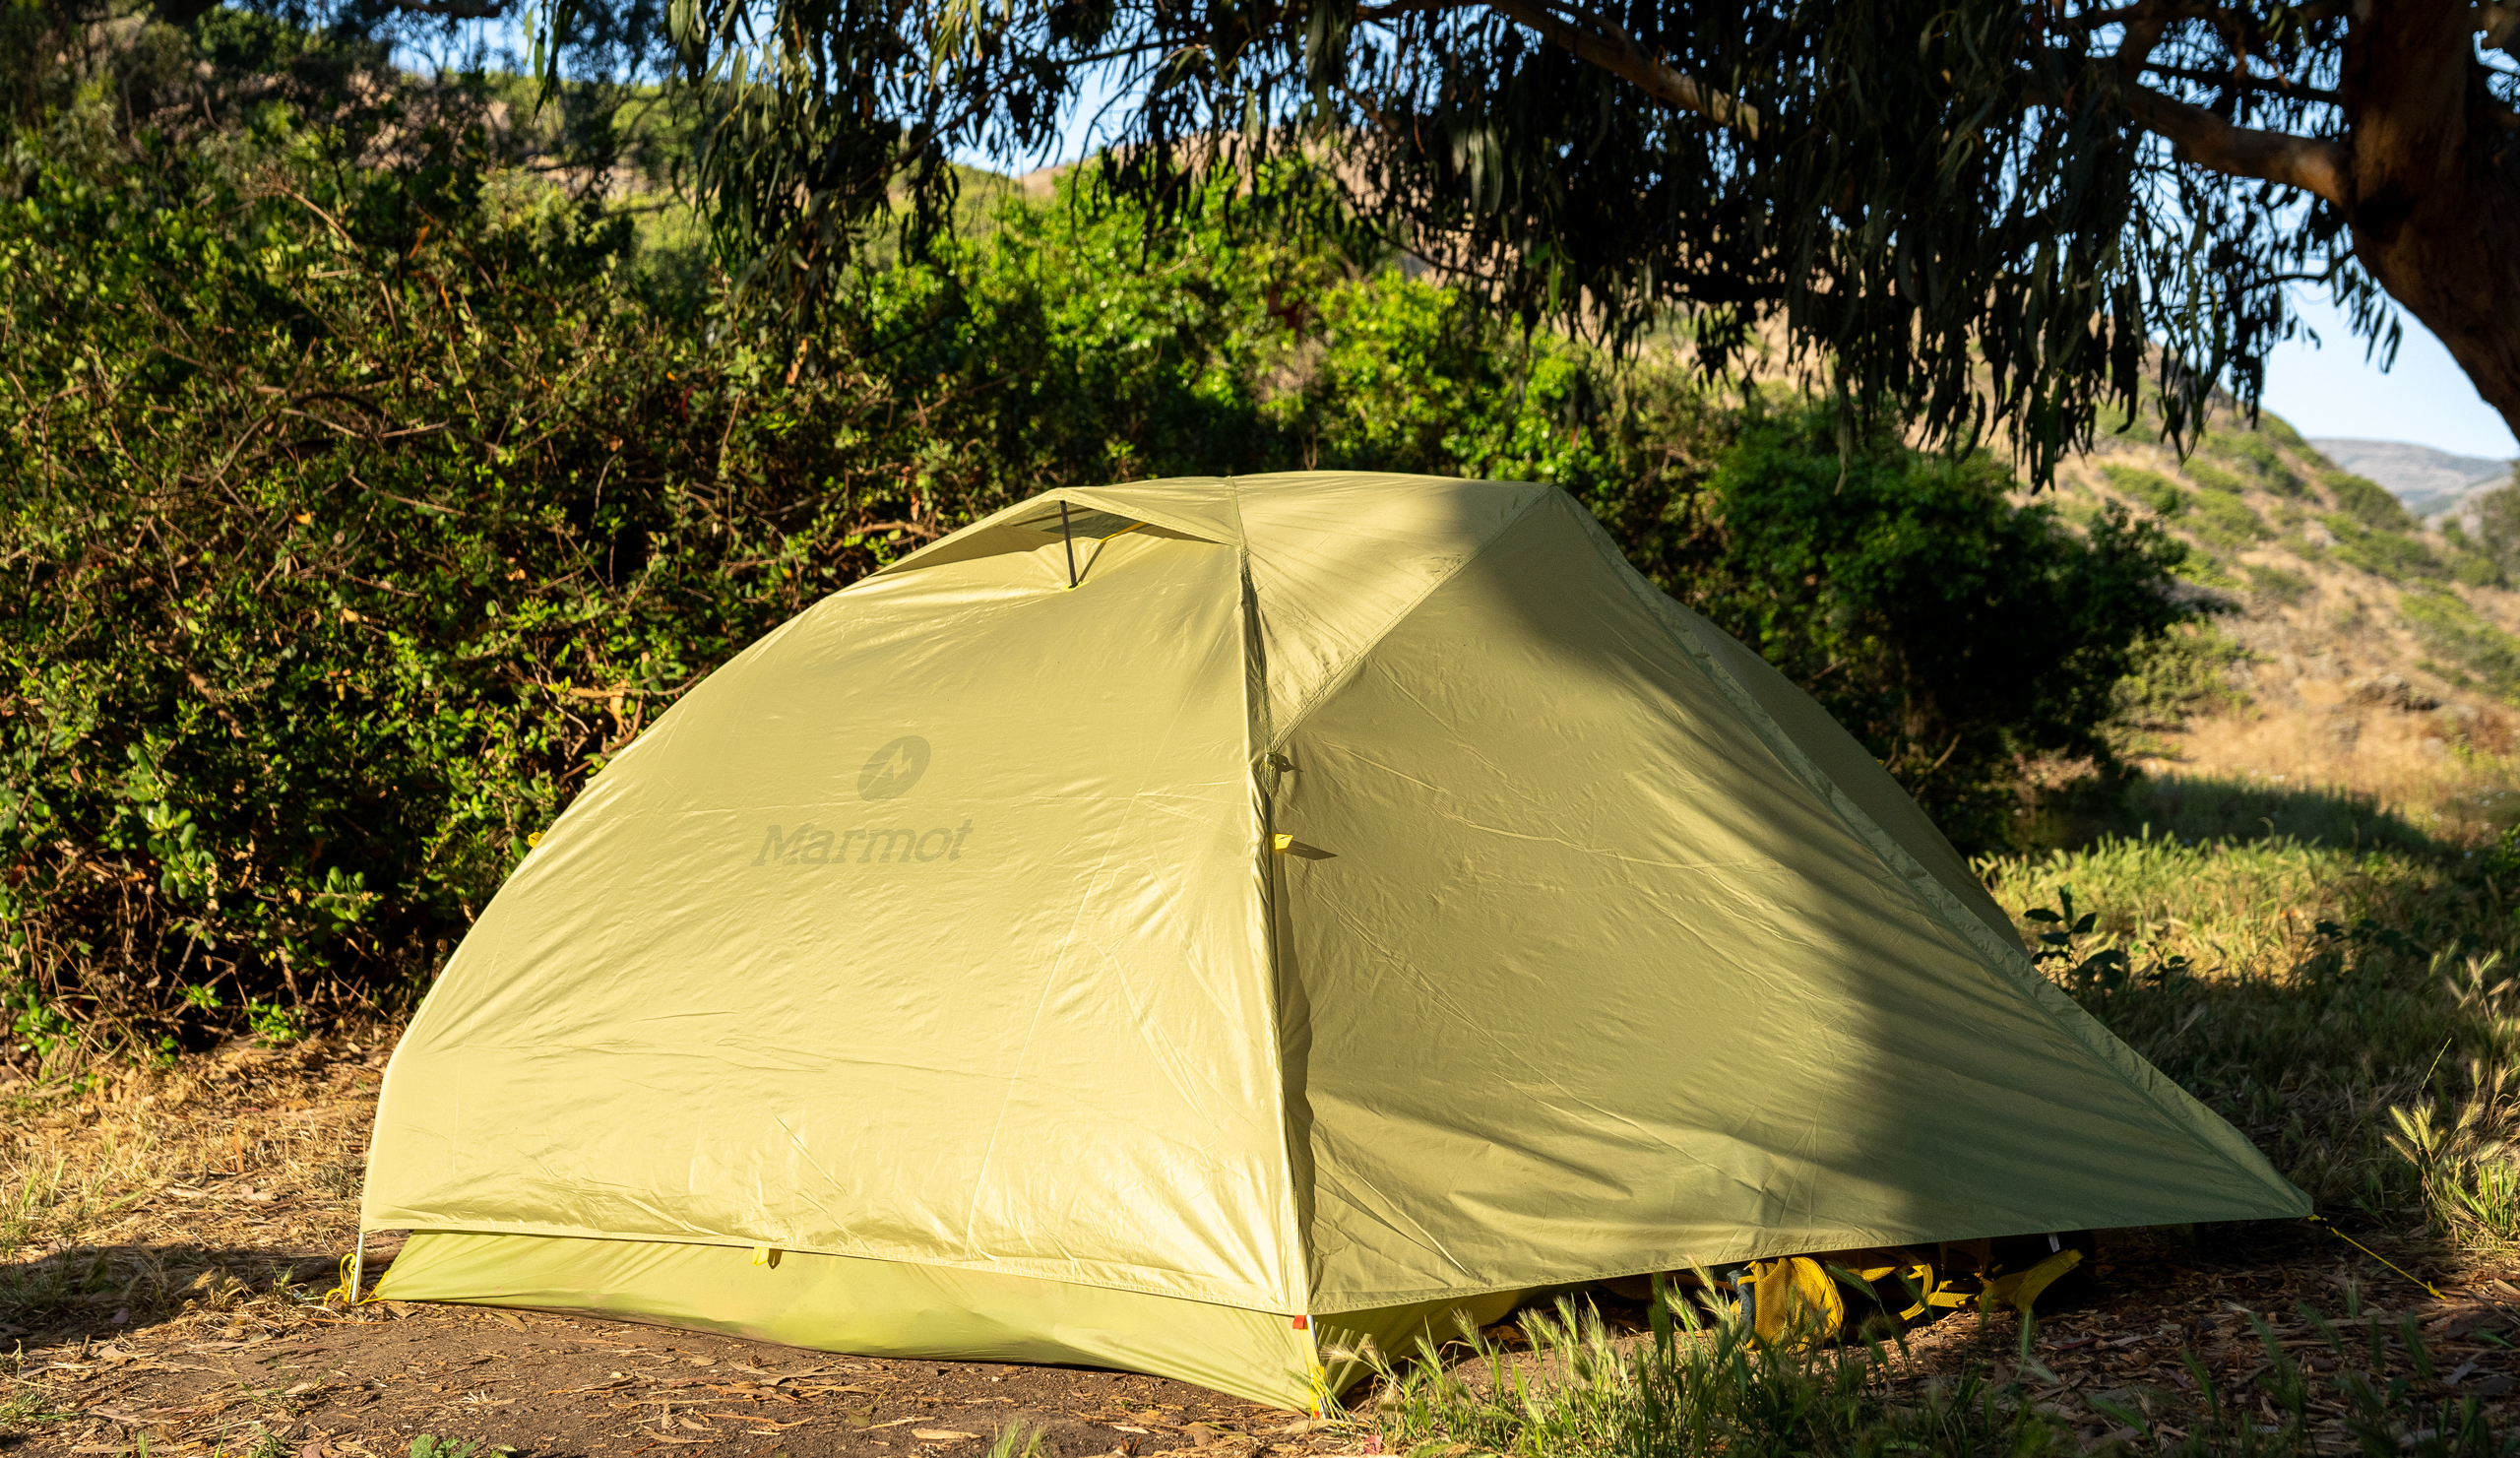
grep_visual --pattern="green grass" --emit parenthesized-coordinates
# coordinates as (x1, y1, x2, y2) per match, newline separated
(2184, 459, 2251, 495)
(2187, 486, 2271, 550)
(1355, 1287, 2517, 1457)
(0, 1385, 79, 1430)
(2324, 471, 2418, 532)
(2401, 591, 2520, 702)
(1984, 829, 2512, 1218)
(2110, 624, 2253, 739)
(2106, 465, 2188, 517)
(2249, 563, 2312, 604)
(2204, 429, 2306, 496)
(2324, 515, 2443, 582)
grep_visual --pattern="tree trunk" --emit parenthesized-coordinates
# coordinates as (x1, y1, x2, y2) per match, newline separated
(2341, 0, 2520, 443)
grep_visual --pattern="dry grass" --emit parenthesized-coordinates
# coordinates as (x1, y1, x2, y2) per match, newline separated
(0, 1029, 386, 1348)
(2138, 687, 2520, 848)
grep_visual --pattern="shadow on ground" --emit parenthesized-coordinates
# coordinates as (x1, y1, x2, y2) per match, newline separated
(1, 1243, 346, 1352)
(2027, 771, 2443, 854)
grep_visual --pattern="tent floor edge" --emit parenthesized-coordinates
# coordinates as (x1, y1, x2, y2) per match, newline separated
(373, 1231, 1323, 1408)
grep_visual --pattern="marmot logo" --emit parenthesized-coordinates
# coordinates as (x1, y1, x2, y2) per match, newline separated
(858, 735, 931, 800)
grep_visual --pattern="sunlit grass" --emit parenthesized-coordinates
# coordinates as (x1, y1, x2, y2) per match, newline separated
(1981, 828, 2520, 1229)
(1353, 1288, 2517, 1457)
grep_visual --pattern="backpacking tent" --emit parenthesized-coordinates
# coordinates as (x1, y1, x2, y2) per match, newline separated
(361, 473, 2307, 1409)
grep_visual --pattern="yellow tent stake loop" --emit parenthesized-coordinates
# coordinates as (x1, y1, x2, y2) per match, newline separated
(326, 1231, 378, 1307)
(2308, 1215, 2441, 1300)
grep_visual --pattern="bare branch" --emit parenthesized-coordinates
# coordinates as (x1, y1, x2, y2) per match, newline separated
(2052, 0, 2204, 31)
(386, 0, 506, 15)
(2115, 10, 2172, 71)
(2017, 52, 2349, 201)
(2142, 57, 2340, 100)
(2114, 77, 2349, 202)
(1479, 0, 1760, 134)
(1354, 0, 1469, 19)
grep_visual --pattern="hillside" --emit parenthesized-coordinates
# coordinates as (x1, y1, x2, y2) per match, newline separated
(2045, 415, 2520, 841)
(2310, 437, 2514, 519)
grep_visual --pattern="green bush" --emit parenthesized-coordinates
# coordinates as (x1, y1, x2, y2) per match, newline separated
(1682, 409, 2192, 846)
(0, 124, 2197, 1046)
(2203, 428, 2304, 495)
(2324, 516, 2443, 582)
(2187, 486, 2271, 550)
(2399, 592, 2520, 702)
(2442, 521, 2505, 588)
(2249, 562, 2313, 604)
(2182, 459, 2250, 494)
(2110, 622, 2252, 733)
(2101, 464, 2186, 517)
(2472, 477, 2520, 580)
(2323, 470, 2418, 531)
(1, 133, 944, 1049)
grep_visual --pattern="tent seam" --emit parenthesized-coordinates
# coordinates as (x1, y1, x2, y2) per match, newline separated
(864, 482, 1242, 580)
(1234, 491, 1318, 1318)
(1561, 498, 2308, 1217)
(1262, 482, 1554, 753)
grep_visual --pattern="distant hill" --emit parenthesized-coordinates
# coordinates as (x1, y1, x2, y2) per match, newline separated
(2039, 411, 2520, 799)
(2308, 437, 2512, 518)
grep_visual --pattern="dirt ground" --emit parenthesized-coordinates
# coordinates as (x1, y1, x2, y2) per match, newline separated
(9, 1303, 1335, 1458)
(7, 1033, 2520, 1456)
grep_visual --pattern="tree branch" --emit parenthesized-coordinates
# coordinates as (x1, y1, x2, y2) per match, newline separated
(2017, 51, 2349, 202)
(2480, 3, 2518, 48)
(2114, 77, 2350, 203)
(2143, 56, 2340, 100)
(386, 0, 506, 16)
(1353, 0, 1467, 19)
(1478, 0, 1759, 134)
(2052, 0, 2211, 32)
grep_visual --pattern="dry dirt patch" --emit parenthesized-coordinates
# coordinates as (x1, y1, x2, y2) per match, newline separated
(9, 1305, 1331, 1458)
(9, 1035, 2520, 1456)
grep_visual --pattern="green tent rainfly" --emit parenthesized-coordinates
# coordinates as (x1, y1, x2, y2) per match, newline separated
(361, 473, 2307, 1409)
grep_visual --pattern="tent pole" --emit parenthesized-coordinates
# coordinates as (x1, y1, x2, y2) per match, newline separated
(1060, 501, 1078, 589)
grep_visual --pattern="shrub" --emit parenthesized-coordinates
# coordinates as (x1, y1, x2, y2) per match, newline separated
(0, 125, 2199, 1044)
(2399, 592, 2520, 703)
(2249, 563, 2313, 604)
(0, 134, 957, 1049)
(2324, 470, 2418, 532)
(2101, 464, 2186, 517)
(2203, 428, 2304, 495)
(2186, 487, 2271, 550)
(2111, 622, 2252, 734)
(2182, 459, 2250, 494)
(2472, 476, 2520, 579)
(1681, 409, 2193, 845)
(2324, 516, 2443, 582)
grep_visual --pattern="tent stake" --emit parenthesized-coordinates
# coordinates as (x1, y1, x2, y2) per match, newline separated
(1060, 501, 1078, 589)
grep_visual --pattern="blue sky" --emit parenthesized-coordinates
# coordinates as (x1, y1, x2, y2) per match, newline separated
(2260, 293, 2517, 459)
